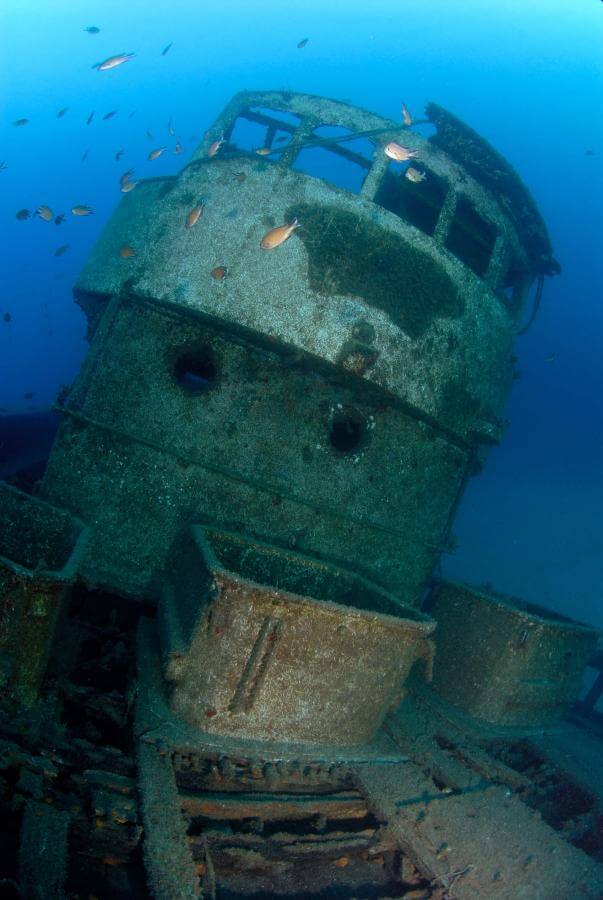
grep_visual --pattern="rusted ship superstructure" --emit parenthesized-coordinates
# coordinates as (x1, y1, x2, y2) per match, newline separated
(0, 91, 601, 899)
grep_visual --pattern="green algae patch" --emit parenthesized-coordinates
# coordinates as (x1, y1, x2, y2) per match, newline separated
(287, 203, 463, 339)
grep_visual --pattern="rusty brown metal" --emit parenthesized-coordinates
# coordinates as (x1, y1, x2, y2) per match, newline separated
(165, 525, 435, 745)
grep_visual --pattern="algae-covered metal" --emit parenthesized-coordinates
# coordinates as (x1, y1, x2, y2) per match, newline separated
(162, 525, 435, 745)
(430, 581, 599, 729)
(29, 90, 557, 607)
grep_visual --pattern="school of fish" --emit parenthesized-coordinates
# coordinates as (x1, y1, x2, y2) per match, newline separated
(2, 21, 431, 329)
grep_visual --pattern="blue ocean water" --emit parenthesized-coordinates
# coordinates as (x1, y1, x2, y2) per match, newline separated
(1, 0, 602, 628)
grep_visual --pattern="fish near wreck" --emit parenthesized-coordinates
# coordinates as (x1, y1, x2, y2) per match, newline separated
(207, 135, 225, 157)
(260, 219, 301, 249)
(384, 141, 419, 162)
(185, 204, 204, 229)
(405, 166, 426, 183)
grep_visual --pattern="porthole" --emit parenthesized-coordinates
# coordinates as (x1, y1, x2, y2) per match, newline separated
(328, 408, 367, 455)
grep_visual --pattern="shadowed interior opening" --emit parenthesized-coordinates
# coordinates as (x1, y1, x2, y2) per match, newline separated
(329, 409, 365, 454)
(375, 164, 447, 236)
(292, 125, 373, 194)
(174, 346, 217, 394)
(445, 195, 497, 277)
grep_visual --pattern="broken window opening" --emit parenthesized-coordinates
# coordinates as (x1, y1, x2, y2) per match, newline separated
(374, 164, 446, 236)
(445, 196, 497, 278)
(499, 256, 529, 312)
(292, 126, 373, 194)
(228, 116, 276, 156)
(226, 107, 300, 157)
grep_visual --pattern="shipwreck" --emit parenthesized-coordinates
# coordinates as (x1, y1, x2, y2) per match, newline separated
(0, 90, 602, 899)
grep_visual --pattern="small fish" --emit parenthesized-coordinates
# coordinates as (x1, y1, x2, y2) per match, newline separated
(119, 245, 136, 258)
(129, 110, 137, 119)
(260, 218, 300, 250)
(54, 244, 69, 256)
(54, 213, 66, 225)
(13, 118, 29, 127)
(115, 148, 125, 161)
(148, 147, 166, 161)
(94, 53, 135, 71)
(81, 148, 90, 162)
(162, 42, 173, 56)
(167, 119, 175, 136)
(401, 102, 413, 126)
(233, 172, 246, 182)
(405, 166, 426, 183)
(0, 161, 7, 172)
(210, 265, 227, 280)
(297, 37, 309, 48)
(16, 209, 30, 220)
(84, 26, 100, 34)
(103, 110, 117, 120)
(275, 135, 288, 143)
(185, 204, 204, 228)
(120, 179, 138, 193)
(545, 352, 559, 363)
(3, 312, 12, 323)
(86, 111, 95, 125)
(57, 107, 68, 119)
(207, 135, 225, 157)
(173, 141, 183, 155)
(384, 141, 419, 162)
(585, 149, 596, 156)
(23, 392, 35, 400)
(146, 129, 153, 141)
(255, 147, 272, 156)
(71, 205, 94, 216)
(36, 205, 54, 222)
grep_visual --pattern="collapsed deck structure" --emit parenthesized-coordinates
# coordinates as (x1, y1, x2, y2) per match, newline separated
(0, 91, 601, 899)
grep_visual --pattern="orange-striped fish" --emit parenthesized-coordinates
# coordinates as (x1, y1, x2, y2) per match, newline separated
(255, 147, 272, 156)
(384, 141, 418, 162)
(185, 204, 204, 228)
(260, 218, 300, 250)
